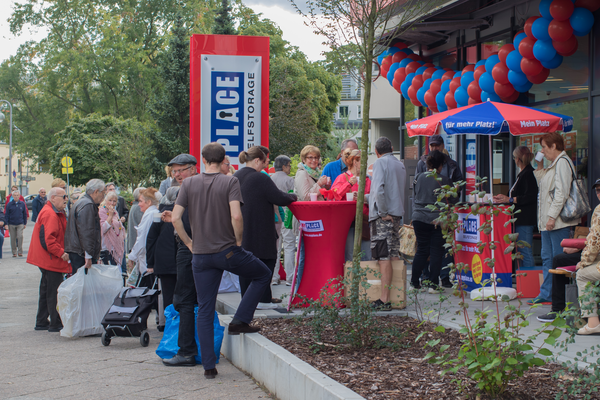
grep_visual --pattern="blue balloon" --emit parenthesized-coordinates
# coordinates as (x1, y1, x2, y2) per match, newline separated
(454, 71, 462, 78)
(416, 66, 428, 75)
(513, 81, 533, 93)
(417, 61, 426, 65)
(481, 91, 501, 102)
(399, 48, 414, 55)
(432, 70, 445, 80)
(514, 32, 528, 50)
(506, 50, 523, 73)
(533, 39, 556, 62)
(387, 63, 400, 84)
(573, 29, 588, 37)
(508, 70, 529, 87)
(476, 59, 487, 69)
(417, 86, 428, 106)
(399, 58, 412, 68)
(377, 50, 388, 64)
(479, 72, 495, 93)
(422, 78, 433, 91)
(541, 53, 563, 69)
(532, 18, 551, 41)
(387, 47, 400, 55)
(570, 8, 594, 35)
(539, 0, 553, 20)
(485, 55, 500, 73)
(460, 71, 475, 89)
(454, 86, 469, 106)
(436, 92, 448, 112)
(441, 79, 451, 92)
(401, 73, 415, 99)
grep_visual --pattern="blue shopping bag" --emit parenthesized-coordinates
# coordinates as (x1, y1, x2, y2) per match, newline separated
(156, 305, 224, 364)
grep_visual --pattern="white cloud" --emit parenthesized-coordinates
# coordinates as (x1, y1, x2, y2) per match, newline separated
(0, 2, 47, 64)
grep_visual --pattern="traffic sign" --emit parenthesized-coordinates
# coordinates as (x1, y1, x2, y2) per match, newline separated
(21, 176, 36, 182)
(12, 170, 16, 178)
(62, 167, 73, 174)
(61, 156, 73, 167)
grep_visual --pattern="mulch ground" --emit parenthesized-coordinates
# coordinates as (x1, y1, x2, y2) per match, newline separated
(257, 316, 598, 400)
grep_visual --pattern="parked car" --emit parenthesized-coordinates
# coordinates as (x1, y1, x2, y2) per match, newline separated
(24, 194, 35, 210)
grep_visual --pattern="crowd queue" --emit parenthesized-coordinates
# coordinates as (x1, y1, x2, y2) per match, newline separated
(19, 131, 600, 380)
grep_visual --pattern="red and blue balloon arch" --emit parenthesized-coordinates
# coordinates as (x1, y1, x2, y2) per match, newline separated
(377, 0, 598, 112)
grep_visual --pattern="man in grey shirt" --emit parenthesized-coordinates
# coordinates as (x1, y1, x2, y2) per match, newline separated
(366, 137, 406, 311)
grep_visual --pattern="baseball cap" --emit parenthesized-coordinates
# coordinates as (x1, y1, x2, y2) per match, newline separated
(429, 135, 444, 146)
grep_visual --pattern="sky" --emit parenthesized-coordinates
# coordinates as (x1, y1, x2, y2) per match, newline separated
(0, 0, 328, 64)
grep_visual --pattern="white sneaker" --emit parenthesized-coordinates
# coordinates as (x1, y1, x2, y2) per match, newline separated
(271, 280, 280, 285)
(285, 281, 292, 286)
(428, 287, 443, 294)
(256, 302, 278, 310)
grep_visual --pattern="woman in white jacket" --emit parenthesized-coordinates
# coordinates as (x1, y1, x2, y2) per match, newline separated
(531, 132, 580, 305)
(127, 188, 161, 277)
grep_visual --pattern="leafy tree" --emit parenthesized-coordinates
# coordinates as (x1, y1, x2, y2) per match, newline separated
(50, 114, 155, 189)
(213, 0, 237, 35)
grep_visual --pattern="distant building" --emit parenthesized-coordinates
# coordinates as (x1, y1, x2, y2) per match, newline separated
(0, 142, 55, 200)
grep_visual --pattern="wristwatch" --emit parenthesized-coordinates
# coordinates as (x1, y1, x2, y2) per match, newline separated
(509, 197, 514, 204)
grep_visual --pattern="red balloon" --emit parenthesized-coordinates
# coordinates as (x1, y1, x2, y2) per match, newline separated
(381, 56, 393, 69)
(521, 57, 544, 76)
(407, 54, 421, 61)
(527, 68, 550, 84)
(474, 65, 486, 82)
(394, 67, 407, 85)
(423, 63, 435, 68)
(424, 90, 437, 109)
(467, 80, 481, 99)
(408, 86, 419, 103)
(429, 105, 439, 113)
(553, 35, 578, 56)
(449, 77, 462, 93)
(498, 44, 515, 64)
(405, 61, 421, 75)
(468, 97, 482, 105)
(492, 63, 510, 85)
(412, 75, 424, 90)
(423, 67, 437, 81)
(392, 79, 402, 93)
(393, 42, 408, 50)
(519, 37, 537, 59)
(462, 64, 475, 73)
(392, 51, 407, 63)
(445, 91, 457, 109)
(550, 0, 575, 21)
(549, 19, 574, 42)
(430, 79, 442, 94)
(494, 82, 515, 98)
(524, 16, 540, 37)
(442, 71, 455, 82)
(575, 0, 600, 12)
(500, 90, 520, 103)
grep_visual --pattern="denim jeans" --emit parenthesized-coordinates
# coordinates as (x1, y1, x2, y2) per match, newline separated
(295, 240, 305, 292)
(192, 246, 270, 370)
(540, 227, 571, 300)
(515, 225, 535, 268)
(411, 221, 445, 287)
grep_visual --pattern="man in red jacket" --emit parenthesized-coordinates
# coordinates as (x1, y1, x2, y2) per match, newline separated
(27, 187, 70, 332)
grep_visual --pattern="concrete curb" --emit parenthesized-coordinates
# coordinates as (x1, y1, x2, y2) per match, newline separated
(219, 315, 365, 400)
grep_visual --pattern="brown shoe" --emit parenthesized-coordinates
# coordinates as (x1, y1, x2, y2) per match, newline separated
(228, 322, 261, 335)
(18, 254, 23, 257)
(204, 367, 218, 379)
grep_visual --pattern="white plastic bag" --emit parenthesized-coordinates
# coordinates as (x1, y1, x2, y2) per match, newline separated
(57, 265, 123, 337)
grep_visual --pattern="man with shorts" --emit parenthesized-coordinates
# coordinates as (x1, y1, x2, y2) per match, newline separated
(366, 137, 406, 311)
(172, 143, 271, 379)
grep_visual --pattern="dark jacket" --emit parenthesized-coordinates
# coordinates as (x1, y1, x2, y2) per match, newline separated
(32, 195, 47, 222)
(5, 195, 29, 218)
(116, 196, 129, 222)
(416, 153, 464, 192)
(146, 203, 177, 275)
(6, 200, 28, 226)
(509, 164, 538, 227)
(27, 202, 70, 273)
(0, 207, 5, 232)
(65, 193, 102, 259)
(234, 167, 297, 259)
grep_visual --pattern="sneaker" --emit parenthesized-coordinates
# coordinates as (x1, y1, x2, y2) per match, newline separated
(527, 297, 551, 305)
(428, 287, 443, 294)
(256, 302, 277, 310)
(370, 299, 392, 311)
(577, 324, 600, 336)
(537, 312, 558, 323)
(285, 281, 292, 286)
(271, 280, 280, 286)
(441, 277, 453, 288)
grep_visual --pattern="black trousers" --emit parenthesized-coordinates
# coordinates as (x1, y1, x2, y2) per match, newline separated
(100, 250, 117, 266)
(36, 268, 64, 329)
(68, 252, 98, 274)
(239, 258, 275, 303)
(411, 221, 445, 287)
(158, 274, 177, 309)
(551, 252, 582, 312)
(172, 243, 197, 357)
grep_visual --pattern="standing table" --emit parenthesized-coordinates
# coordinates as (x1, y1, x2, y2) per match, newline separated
(288, 201, 356, 306)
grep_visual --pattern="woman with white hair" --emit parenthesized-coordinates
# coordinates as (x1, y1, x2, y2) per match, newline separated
(98, 191, 125, 268)
(127, 188, 161, 277)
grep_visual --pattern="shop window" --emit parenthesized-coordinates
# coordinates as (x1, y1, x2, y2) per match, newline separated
(465, 45, 477, 65)
(433, 50, 458, 70)
(481, 37, 510, 59)
(339, 106, 349, 118)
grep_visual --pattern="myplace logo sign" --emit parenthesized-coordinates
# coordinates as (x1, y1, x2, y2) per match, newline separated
(455, 212, 480, 244)
(300, 220, 324, 233)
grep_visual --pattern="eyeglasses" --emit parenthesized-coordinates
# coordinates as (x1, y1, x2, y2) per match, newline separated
(305, 156, 319, 161)
(62, 195, 69, 200)
(173, 165, 194, 175)
(224, 163, 231, 166)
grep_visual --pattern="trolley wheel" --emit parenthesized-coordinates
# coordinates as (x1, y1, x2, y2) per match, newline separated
(101, 331, 111, 346)
(140, 330, 150, 347)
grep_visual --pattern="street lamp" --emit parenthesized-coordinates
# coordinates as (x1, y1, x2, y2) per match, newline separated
(0, 100, 13, 195)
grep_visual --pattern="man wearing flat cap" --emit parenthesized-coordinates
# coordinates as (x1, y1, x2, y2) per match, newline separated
(415, 135, 463, 288)
(161, 153, 201, 367)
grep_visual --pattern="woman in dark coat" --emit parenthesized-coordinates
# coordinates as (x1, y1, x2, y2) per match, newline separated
(146, 187, 179, 328)
(234, 146, 297, 309)
(493, 146, 538, 269)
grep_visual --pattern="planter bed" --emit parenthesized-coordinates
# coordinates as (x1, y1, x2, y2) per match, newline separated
(257, 316, 589, 400)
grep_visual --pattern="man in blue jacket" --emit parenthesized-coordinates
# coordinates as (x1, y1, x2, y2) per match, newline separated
(31, 188, 47, 222)
(6, 190, 28, 257)
(321, 138, 358, 182)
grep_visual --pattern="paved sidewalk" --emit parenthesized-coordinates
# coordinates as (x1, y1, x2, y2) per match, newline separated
(0, 224, 271, 400)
